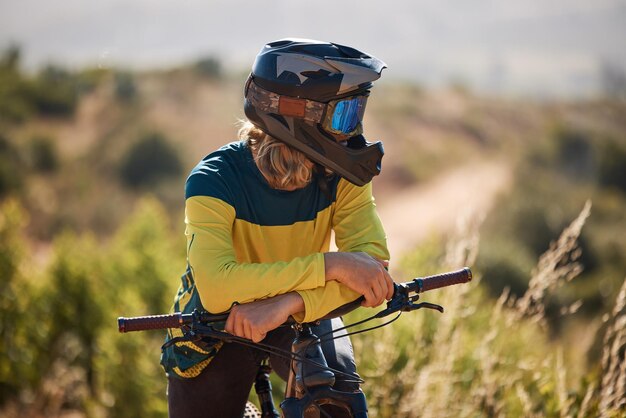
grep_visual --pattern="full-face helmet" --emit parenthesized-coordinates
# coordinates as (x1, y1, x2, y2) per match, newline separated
(244, 38, 387, 186)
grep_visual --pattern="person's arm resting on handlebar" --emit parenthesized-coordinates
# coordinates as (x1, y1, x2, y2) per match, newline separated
(296, 180, 393, 322)
(186, 195, 326, 314)
(186, 163, 391, 338)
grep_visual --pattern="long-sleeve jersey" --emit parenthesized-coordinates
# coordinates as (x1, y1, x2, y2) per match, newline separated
(161, 140, 389, 378)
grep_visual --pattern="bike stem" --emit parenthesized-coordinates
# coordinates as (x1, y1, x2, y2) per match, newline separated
(281, 323, 368, 418)
(285, 324, 336, 397)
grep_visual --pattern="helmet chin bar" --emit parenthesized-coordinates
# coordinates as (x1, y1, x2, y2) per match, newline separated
(260, 114, 384, 187)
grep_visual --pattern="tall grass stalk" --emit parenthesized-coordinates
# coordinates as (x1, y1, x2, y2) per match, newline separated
(598, 277, 626, 416)
(513, 200, 591, 326)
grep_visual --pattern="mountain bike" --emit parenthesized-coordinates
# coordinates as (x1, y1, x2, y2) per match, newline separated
(118, 267, 472, 417)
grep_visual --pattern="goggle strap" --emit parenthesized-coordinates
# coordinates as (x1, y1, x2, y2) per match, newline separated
(246, 80, 325, 124)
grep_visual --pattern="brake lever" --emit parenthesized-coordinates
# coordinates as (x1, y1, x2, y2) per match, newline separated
(408, 301, 444, 313)
(373, 283, 412, 318)
(373, 283, 444, 318)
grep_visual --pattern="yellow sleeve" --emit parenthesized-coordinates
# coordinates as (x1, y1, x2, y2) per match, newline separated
(186, 195, 326, 314)
(333, 180, 390, 259)
(294, 281, 361, 323)
(295, 180, 390, 322)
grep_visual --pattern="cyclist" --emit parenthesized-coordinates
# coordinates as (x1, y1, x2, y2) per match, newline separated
(162, 38, 393, 418)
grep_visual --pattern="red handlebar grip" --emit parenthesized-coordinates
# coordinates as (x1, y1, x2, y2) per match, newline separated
(118, 313, 184, 333)
(419, 267, 472, 292)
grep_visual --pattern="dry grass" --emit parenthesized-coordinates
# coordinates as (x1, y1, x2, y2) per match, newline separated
(512, 200, 591, 326)
(357, 199, 626, 417)
(599, 277, 626, 416)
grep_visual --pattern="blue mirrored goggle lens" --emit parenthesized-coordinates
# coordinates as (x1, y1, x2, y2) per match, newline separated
(330, 96, 367, 134)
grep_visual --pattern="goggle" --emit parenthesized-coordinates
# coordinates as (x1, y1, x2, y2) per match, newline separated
(323, 95, 368, 136)
(245, 79, 368, 138)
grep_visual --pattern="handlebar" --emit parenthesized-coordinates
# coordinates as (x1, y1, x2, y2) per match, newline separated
(318, 266, 472, 319)
(406, 267, 472, 293)
(118, 310, 228, 333)
(118, 267, 472, 333)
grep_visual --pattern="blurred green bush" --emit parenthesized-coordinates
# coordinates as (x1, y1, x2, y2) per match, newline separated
(0, 135, 24, 197)
(27, 135, 59, 173)
(119, 132, 183, 189)
(597, 138, 626, 193)
(194, 55, 222, 79)
(28, 65, 79, 117)
(114, 71, 137, 102)
(0, 200, 32, 404)
(0, 198, 181, 417)
(0, 46, 86, 123)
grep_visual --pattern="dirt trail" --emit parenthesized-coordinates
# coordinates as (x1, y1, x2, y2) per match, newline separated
(375, 160, 513, 259)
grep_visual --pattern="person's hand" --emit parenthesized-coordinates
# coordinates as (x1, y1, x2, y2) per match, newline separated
(224, 292, 304, 343)
(324, 252, 394, 308)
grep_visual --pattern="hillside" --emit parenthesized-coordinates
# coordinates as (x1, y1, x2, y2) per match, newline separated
(1, 60, 625, 417)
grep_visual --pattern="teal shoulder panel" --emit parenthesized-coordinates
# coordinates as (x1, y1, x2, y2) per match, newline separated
(185, 141, 340, 226)
(185, 142, 241, 206)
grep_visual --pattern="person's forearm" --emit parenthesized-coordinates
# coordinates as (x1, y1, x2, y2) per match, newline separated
(323, 251, 393, 308)
(278, 292, 306, 316)
(324, 251, 346, 282)
(324, 251, 387, 282)
(225, 292, 305, 342)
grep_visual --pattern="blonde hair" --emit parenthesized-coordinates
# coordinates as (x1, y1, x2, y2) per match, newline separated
(238, 121, 314, 190)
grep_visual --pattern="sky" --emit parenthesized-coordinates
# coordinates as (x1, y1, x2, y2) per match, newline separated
(1, 0, 625, 98)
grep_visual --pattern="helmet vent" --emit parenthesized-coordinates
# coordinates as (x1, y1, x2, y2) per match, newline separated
(267, 40, 292, 47)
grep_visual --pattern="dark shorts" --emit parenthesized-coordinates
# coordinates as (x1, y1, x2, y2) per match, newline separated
(167, 318, 359, 418)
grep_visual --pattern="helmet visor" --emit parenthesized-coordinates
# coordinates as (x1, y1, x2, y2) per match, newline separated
(324, 96, 368, 136)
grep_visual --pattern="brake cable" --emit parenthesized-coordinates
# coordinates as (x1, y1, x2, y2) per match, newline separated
(311, 287, 444, 347)
(314, 311, 403, 346)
